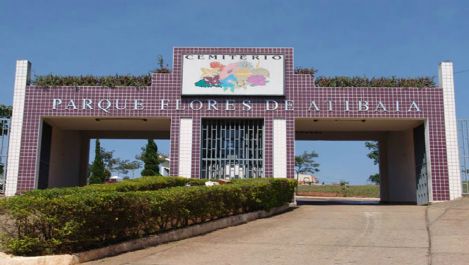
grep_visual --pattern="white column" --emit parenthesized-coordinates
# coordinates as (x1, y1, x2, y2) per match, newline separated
(273, 119, 287, 178)
(5, 60, 31, 196)
(439, 61, 462, 200)
(178, 118, 193, 178)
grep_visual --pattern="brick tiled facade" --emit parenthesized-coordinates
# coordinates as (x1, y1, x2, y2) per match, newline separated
(7, 48, 456, 201)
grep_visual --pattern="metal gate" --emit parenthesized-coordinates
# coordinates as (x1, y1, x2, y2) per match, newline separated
(201, 119, 264, 179)
(0, 118, 10, 194)
(414, 124, 429, 205)
(458, 120, 469, 194)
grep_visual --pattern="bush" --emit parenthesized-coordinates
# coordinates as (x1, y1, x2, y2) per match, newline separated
(0, 178, 296, 256)
(23, 176, 206, 198)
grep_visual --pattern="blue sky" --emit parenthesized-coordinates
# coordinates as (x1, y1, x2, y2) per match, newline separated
(1, 0, 468, 183)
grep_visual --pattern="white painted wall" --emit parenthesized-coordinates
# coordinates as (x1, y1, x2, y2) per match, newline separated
(178, 118, 193, 178)
(5, 60, 30, 196)
(439, 61, 462, 200)
(273, 119, 287, 178)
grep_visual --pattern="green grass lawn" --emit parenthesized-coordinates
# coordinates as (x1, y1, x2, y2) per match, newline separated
(297, 184, 380, 198)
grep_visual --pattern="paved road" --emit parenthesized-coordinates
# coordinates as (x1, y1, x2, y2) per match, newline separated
(84, 198, 469, 265)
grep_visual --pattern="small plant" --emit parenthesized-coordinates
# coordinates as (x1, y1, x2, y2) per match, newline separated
(340, 181, 349, 197)
(155, 55, 171, 73)
(294, 67, 318, 77)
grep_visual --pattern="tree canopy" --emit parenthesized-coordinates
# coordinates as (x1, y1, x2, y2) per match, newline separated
(365, 141, 379, 165)
(117, 160, 141, 178)
(0, 105, 13, 133)
(365, 141, 380, 185)
(0, 105, 12, 118)
(295, 151, 320, 178)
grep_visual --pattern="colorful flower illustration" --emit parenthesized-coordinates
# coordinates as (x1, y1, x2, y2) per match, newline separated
(195, 61, 270, 92)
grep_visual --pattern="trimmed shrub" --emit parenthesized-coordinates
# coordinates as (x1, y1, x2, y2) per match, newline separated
(0, 178, 296, 256)
(23, 176, 206, 198)
(85, 176, 206, 192)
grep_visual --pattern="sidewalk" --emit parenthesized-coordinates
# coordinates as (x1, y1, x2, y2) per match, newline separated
(427, 197, 469, 265)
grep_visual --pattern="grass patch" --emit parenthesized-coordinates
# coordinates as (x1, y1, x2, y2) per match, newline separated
(297, 184, 380, 198)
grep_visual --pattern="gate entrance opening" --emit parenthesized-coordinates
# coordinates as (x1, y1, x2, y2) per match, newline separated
(37, 117, 170, 189)
(295, 140, 380, 198)
(296, 118, 429, 204)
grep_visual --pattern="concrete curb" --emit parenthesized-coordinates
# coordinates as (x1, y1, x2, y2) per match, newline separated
(0, 204, 290, 265)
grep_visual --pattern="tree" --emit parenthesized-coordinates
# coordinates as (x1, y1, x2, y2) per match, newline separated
(295, 151, 320, 179)
(0, 105, 12, 118)
(365, 141, 380, 185)
(89, 139, 106, 184)
(126, 160, 142, 178)
(101, 149, 119, 177)
(139, 139, 160, 176)
(365, 141, 379, 165)
(115, 159, 130, 177)
(116, 160, 142, 178)
(368, 173, 380, 185)
(0, 105, 12, 133)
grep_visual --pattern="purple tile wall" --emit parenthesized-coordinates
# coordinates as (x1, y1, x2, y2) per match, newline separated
(17, 48, 449, 200)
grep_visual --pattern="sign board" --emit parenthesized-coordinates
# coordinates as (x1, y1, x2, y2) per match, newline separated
(182, 54, 284, 96)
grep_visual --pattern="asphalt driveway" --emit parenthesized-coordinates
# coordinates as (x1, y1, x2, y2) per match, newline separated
(84, 198, 469, 265)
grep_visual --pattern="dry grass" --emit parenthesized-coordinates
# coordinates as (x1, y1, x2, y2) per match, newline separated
(297, 184, 380, 198)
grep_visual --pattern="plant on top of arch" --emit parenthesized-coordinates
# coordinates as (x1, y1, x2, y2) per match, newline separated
(30, 55, 171, 88)
(31, 74, 153, 88)
(294, 67, 436, 88)
(315, 76, 436, 88)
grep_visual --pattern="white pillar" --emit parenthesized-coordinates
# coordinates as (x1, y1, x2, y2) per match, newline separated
(273, 119, 287, 178)
(439, 61, 462, 200)
(5, 60, 31, 196)
(178, 118, 193, 178)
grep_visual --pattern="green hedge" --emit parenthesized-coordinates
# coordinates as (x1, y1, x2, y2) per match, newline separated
(23, 176, 206, 198)
(0, 178, 296, 256)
